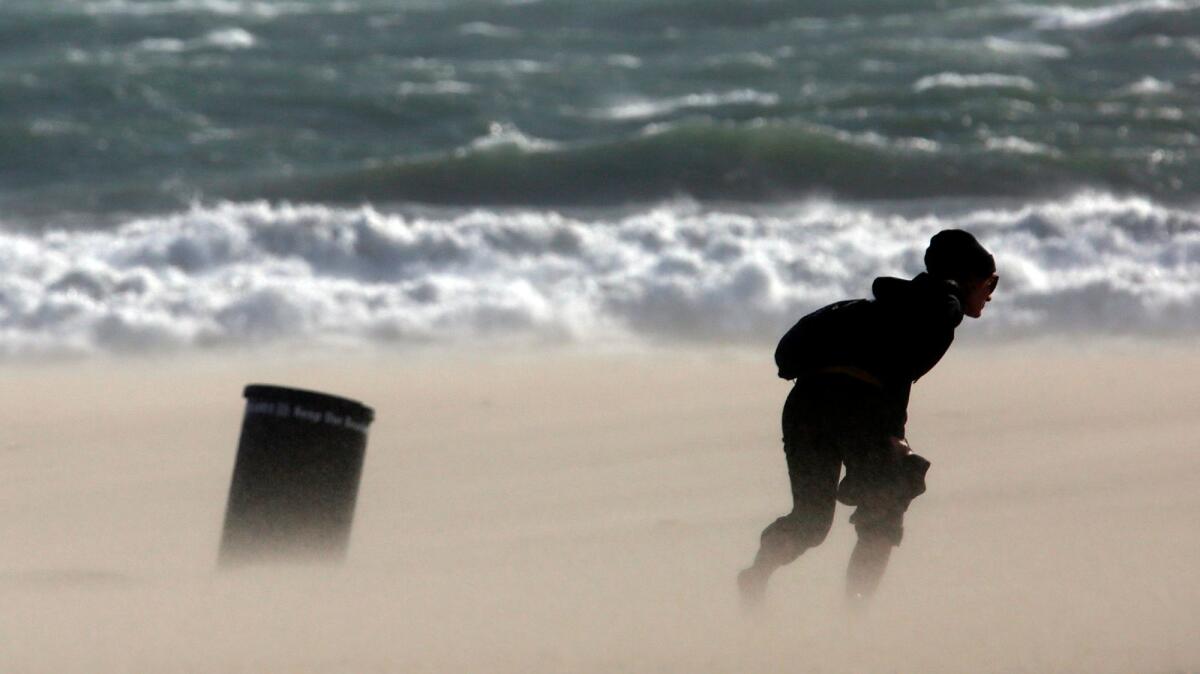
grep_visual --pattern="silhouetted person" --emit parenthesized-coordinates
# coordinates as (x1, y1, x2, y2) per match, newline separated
(739, 229, 998, 607)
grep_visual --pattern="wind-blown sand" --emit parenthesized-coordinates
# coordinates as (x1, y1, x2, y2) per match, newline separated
(1, 342, 1197, 673)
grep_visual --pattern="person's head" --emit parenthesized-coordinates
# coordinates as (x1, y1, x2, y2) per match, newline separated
(924, 229, 997, 318)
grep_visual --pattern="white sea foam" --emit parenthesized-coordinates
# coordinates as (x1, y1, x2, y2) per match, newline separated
(466, 122, 558, 152)
(3, 194, 1200, 356)
(1121, 76, 1175, 96)
(203, 27, 257, 50)
(826, 127, 941, 153)
(914, 73, 1038, 93)
(396, 81, 476, 97)
(604, 54, 643, 69)
(81, 0, 339, 18)
(983, 135, 1059, 156)
(464, 59, 554, 76)
(1013, 0, 1200, 31)
(457, 22, 521, 39)
(703, 52, 778, 70)
(982, 37, 1070, 59)
(28, 119, 87, 136)
(135, 27, 257, 53)
(138, 37, 188, 53)
(597, 90, 781, 121)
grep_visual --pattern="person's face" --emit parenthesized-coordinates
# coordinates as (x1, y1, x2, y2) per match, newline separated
(963, 273, 998, 318)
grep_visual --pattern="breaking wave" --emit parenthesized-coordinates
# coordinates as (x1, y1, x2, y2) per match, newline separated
(255, 120, 1175, 207)
(1013, 0, 1200, 34)
(3, 193, 1200, 357)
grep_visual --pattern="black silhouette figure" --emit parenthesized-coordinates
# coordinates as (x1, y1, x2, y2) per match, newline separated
(739, 229, 998, 607)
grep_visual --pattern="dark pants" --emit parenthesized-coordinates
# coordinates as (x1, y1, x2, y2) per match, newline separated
(756, 376, 928, 568)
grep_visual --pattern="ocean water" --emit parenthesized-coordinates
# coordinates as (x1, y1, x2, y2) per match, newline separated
(2, 0, 1199, 354)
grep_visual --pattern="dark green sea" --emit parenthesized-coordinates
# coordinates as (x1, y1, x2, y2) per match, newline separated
(2, 0, 1199, 354)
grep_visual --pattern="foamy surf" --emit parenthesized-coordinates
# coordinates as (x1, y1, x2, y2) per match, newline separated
(3, 193, 1199, 357)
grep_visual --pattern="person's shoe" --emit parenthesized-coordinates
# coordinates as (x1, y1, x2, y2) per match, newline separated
(737, 565, 768, 609)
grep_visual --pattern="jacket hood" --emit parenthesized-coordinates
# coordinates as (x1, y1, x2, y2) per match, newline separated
(871, 275, 912, 303)
(872, 273, 964, 328)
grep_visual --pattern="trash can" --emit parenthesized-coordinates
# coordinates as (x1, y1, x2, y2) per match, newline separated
(219, 384, 374, 565)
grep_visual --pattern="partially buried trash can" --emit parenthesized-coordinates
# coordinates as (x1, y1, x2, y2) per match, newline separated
(219, 384, 374, 565)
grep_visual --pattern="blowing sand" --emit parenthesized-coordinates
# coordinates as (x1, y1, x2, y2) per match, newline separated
(1, 341, 1197, 673)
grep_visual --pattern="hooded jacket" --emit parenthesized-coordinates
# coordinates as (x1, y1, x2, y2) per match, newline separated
(867, 273, 964, 384)
(784, 273, 964, 437)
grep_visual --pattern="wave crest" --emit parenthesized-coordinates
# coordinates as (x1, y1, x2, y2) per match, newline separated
(256, 120, 1129, 207)
(3, 194, 1200, 356)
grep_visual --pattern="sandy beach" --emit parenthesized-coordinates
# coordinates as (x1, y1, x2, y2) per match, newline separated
(1, 341, 1197, 673)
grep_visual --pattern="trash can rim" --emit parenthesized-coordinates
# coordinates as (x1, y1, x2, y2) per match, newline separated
(243, 384, 374, 424)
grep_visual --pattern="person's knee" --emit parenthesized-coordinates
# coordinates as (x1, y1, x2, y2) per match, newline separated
(852, 510, 904, 546)
(795, 514, 834, 549)
(763, 510, 834, 552)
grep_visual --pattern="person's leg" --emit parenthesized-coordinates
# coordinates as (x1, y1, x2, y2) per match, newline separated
(846, 525, 897, 604)
(845, 492, 906, 605)
(739, 424, 840, 604)
(841, 433, 914, 606)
